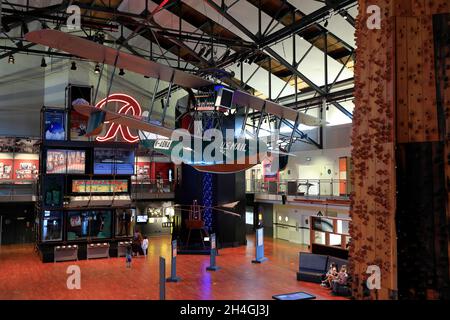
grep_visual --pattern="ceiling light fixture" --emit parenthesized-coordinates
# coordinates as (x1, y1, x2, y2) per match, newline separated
(94, 63, 101, 74)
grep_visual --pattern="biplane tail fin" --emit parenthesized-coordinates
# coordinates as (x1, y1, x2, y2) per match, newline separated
(72, 98, 105, 137)
(85, 110, 106, 137)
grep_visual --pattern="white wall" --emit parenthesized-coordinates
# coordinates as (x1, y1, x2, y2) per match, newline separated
(273, 203, 350, 245)
(246, 124, 352, 183)
(279, 146, 351, 181)
(0, 54, 45, 137)
(0, 54, 185, 137)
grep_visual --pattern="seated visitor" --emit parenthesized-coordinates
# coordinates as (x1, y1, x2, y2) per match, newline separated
(331, 265, 349, 289)
(321, 263, 338, 288)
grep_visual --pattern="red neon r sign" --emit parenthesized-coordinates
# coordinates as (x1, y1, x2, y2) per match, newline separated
(94, 93, 142, 143)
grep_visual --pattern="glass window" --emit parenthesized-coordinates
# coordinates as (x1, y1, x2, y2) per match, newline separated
(314, 231, 326, 245)
(42, 211, 63, 241)
(67, 210, 112, 240)
(329, 234, 342, 246)
(91, 210, 112, 239)
(67, 211, 86, 240)
(115, 209, 133, 237)
(43, 176, 64, 207)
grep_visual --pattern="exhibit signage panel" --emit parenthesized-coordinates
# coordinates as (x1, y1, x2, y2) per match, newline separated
(0, 153, 39, 180)
(72, 179, 129, 193)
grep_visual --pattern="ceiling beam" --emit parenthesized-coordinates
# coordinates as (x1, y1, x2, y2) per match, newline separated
(203, 0, 353, 119)
(1, 0, 73, 32)
(257, 0, 357, 48)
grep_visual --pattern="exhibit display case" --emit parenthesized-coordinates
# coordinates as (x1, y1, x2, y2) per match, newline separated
(36, 100, 138, 263)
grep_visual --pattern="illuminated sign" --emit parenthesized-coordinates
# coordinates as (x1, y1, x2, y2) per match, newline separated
(72, 179, 128, 193)
(95, 93, 142, 143)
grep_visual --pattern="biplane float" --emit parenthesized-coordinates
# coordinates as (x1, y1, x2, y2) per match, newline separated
(25, 29, 325, 174)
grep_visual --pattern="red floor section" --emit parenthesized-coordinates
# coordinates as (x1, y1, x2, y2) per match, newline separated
(0, 235, 347, 300)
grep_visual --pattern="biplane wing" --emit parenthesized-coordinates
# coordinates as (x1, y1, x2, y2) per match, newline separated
(25, 29, 213, 89)
(73, 102, 175, 138)
(232, 90, 325, 127)
(25, 30, 325, 128)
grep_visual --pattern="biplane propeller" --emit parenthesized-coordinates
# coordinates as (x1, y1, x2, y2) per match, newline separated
(25, 29, 325, 174)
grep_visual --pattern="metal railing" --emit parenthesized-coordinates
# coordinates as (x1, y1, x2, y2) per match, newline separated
(131, 179, 176, 197)
(246, 178, 352, 198)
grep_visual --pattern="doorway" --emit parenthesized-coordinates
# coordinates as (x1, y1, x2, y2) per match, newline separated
(0, 203, 35, 245)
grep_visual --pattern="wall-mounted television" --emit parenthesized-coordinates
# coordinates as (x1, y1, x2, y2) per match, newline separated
(214, 87, 234, 109)
(94, 148, 135, 175)
(72, 179, 129, 194)
(136, 215, 149, 223)
(46, 149, 85, 174)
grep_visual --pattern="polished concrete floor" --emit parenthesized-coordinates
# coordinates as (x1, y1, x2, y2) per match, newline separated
(0, 235, 346, 300)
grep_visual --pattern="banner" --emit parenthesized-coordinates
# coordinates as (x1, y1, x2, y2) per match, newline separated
(72, 179, 128, 193)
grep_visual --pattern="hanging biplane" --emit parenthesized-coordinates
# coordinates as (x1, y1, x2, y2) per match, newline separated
(25, 29, 325, 174)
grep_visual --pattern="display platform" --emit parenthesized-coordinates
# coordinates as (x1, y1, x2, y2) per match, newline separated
(272, 292, 316, 300)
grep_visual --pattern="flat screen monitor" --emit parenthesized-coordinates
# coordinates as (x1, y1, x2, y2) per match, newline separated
(214, 87, 234, 109)
(136, 215, 148, 223)
(44, 109, 66, 141)
(46, 149, 85, 174)
(94, 148, 135, 175)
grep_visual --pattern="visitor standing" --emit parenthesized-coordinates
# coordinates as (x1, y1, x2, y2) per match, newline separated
(142, 236, 149, 258)
(125, 245, 132, 268)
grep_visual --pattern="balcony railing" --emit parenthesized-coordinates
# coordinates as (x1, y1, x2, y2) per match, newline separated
(131, 179, 176, 199)
(246, 179, 352, 199)
(0, 179, 177, 202)
(0, 180, 37, 202)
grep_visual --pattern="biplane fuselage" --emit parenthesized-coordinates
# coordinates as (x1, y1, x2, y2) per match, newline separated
(140, 137, 271, 174)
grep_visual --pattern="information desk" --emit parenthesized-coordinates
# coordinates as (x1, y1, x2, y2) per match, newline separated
(54, 245, 78, 262)
(87, 243, 110, 259)
(117, 241, 132, 257)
